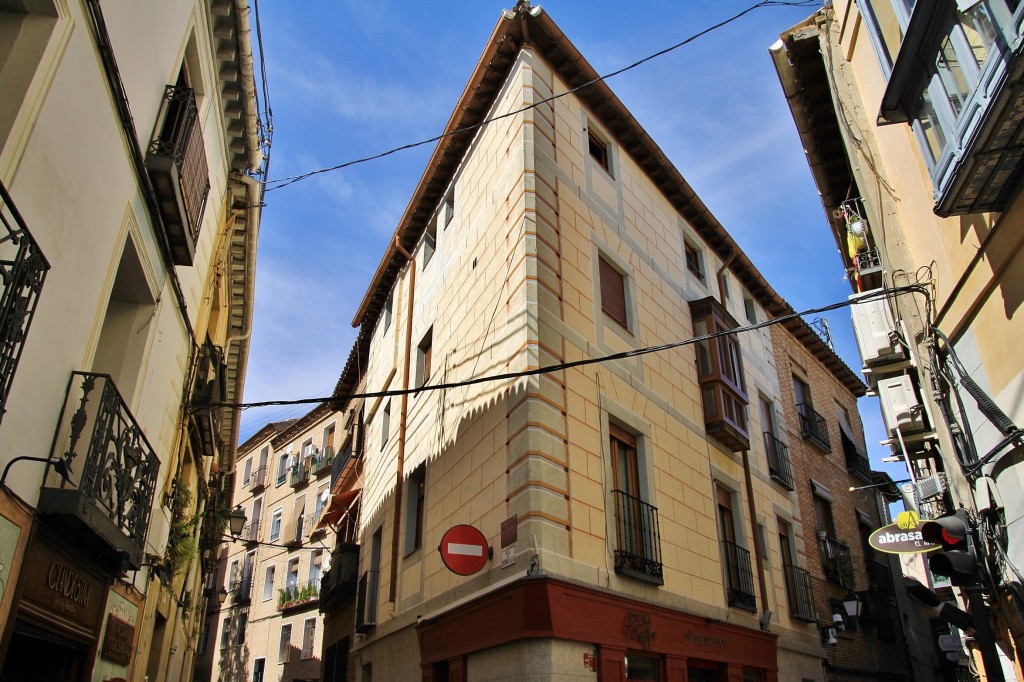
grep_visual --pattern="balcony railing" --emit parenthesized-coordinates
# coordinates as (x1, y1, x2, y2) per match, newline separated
(797, 403, 831, 452)
(309, 446, 334, 476)
(320, 543, 360, 613)
(841, 431, 872, 483)
(289, 460, 310, 488)
(245, 465, 267, 492)
(39, 372, 160, 570)
(783, 564, 816, 621)
(241, 520, 261, 545)
(278, 578, 319, 612)
(231, 576, 253, 604)
(763, 432, 794, 490)
(819, 536, 854, 589)
(612, 490, 663, 585)
(0, 179, 49, 426)
(145, 84, 209, 266)
(721, 540, 757, 612)
(355, 570, 379, 633)
(191, 342, 224, 458)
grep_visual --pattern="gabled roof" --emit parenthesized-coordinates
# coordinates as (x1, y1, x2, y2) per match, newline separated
(348, 2, 864, 397)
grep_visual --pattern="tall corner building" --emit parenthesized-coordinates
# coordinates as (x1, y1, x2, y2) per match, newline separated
(329, 3, 917, 681)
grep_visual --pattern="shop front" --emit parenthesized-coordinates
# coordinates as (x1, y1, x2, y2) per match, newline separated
(417, 576, 778, 681)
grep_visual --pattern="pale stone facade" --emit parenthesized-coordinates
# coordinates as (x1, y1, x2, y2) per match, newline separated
(322, 5, 905, 682)
(0, 1, 262, 680)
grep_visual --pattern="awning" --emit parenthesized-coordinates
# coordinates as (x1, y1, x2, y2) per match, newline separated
(314, 488, 360, 532)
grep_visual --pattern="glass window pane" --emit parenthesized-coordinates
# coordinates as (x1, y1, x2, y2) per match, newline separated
(864, 0, 905, 67)
(625, 655, 660, 680)
(936, 33, 970, 117)
(916, 91, 948, 164)
(960, 3, 996, 69)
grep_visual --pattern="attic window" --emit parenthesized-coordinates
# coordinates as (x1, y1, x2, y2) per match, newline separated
(588, 129, 610, 175)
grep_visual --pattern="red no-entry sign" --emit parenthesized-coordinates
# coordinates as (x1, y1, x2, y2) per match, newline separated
(439, 524, 490, 576)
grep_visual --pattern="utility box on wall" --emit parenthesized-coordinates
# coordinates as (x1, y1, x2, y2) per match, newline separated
(850, 293, 905, 368)
(877, 375, 926, 435)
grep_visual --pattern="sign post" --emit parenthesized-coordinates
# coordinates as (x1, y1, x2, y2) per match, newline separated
(439, 525, 490, 576)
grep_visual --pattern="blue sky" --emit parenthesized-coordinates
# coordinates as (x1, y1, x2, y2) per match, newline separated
(239, 1, 904, 483)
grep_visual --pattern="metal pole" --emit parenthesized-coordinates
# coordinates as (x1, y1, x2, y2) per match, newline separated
(966, 583, 1005, 682)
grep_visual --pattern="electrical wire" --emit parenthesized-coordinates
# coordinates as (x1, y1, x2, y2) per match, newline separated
(263, 0, 818, 191)
(204, 284, 930, 412)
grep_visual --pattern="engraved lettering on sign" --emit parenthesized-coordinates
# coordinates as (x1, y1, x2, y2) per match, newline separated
(47, 561, 92, 616)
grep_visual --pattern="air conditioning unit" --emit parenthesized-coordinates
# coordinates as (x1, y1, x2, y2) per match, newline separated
(877, 375, 926, 434)
(915, 474, 945, 502)
(850, 293, 905, 367)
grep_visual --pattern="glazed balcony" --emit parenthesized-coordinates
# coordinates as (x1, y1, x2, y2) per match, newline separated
(797, 403, 831, 453)
(782, 564, 816, 621)
(612, 489, 663, 585)
(0, 179, 49, 425)
(320, 543, 360, 613)
(278, 579, 319, 612)
(39, 372, 160, 571)
(721, 540, 757, 612)
(763, 432, 794, 490)
(145, 84, 209, 266)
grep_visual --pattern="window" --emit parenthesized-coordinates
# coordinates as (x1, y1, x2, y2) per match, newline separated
(794, 375, 830, 452)
(279, 624, 292, 663)
(717, 483, 756, 611)
(220, 617, 231, 650)
(314, 484, 329, 525)
(269, 509, 283, 542)
(404, 465, 426, 554)
(384, 292, 393, 332)
(743, 296, 757, 325)
(443, 190, 455, 227)
(234, 611, 247, 646)
(588, 128, 611, 174)
(598, 255, 628, 329)
(287, 557, 300, 589)
(252, 658, 265, 682)
(292, 496, 305, 543)
(310, 549, 324, 583)
(381, 401, 391, 448)
(263, 565, 275, 601)
(242, 457, 253, 487)
(813, 491, 836, 539)
(716, 484, 737, 544)
(720, 273, 730, 302)
(323, 423, 336, 454)
(423, 221, 436, 267)
(302, 618, 317, 659)
(198, 620, 210, 654)
(690, 297, 749, 450)
(277, 452, 289, 485)
(685, 241, 705, 282)
(609, 424, 663, 584)
(417, 328, 433, 388)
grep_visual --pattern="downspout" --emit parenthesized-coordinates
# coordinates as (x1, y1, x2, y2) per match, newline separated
(389, 238, 415, 603)
(741, 448, 772, 624)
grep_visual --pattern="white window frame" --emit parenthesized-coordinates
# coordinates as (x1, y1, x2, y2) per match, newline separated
(269, 508, 283, 542)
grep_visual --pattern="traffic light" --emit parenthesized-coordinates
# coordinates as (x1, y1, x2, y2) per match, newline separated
(919, 510, 979, 586)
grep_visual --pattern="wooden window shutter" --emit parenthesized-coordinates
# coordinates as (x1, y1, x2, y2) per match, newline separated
(599, 256, 627, 328)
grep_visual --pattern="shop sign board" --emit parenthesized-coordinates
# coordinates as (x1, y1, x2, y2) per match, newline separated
(868, 511, 940, 554)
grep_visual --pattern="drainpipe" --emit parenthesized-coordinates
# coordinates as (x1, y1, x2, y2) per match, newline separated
(741, 448, 772, 623)
(389, 238, 415, 603)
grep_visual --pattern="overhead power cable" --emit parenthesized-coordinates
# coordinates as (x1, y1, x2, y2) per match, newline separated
(208, 285, 930, 412)
(264, 0, 818, 192)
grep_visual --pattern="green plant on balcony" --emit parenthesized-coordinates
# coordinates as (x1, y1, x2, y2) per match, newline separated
(166, 480, 200, 575)
(836, 547, 855, 591)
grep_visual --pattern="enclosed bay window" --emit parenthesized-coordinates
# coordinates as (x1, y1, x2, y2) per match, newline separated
(690, 297, 749, 451)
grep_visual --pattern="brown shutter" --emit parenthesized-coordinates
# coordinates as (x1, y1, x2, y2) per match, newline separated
(599, 256, 627, 327)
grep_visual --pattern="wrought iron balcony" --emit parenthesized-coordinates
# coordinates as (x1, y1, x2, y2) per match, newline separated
(0, 179, 49, 426)
(797, 403, 831, 453)
(278, 578, 319, 612)
(289, 459, 311, 488)
(145, 84, 209, 266)
(763, 432, 794, 490)
(241, 520, 261, 545)
(39, 372, 160, 570)
(231, 576, 253, 604)
(245, 465, 267, 492)
(355, 570, 379, 633)
(310, 446, 334, 476)
(612, 489, 663, 585)
(320, 543, 360, 613)
(819, 536, 854, 589)
(721, 540, 757, 612)
(331, 444, 354, 486)
(841, 430, 872, 483)
(782, 564, 816, 621)
(191, 342, 224, 458)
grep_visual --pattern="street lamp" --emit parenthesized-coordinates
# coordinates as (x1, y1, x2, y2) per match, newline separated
(228, 506, 247, 538)
(843, 590, 863, 619)
(217, 586, 228, 605)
